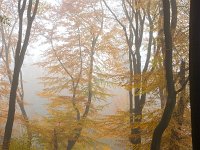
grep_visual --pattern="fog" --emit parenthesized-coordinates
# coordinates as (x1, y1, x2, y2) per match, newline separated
(22, 47, 129, 117)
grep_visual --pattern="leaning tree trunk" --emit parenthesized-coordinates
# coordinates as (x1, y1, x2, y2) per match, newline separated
(151, 0, 176, 149)
(3, 62, 21, 150)
(0, 23, 32, 148)
(2, 0, 39, 149)
(189, 0, 200, 149)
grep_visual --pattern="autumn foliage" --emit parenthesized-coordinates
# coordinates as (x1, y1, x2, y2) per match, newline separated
(0, 0, 191, 150)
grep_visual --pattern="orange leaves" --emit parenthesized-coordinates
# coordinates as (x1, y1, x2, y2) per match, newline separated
(95, 109, 162, 149)
(123, 68, 165, 94)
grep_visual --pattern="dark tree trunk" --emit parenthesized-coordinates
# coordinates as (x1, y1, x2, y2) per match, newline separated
(151, 0, 176, 149)
(66, 127, 82, 150)
(2, 62, 21, 150)
(1, 21, 32, 148)
(67, 140, 76, 150)
(189, 0, 200, 149)
(103, 0, 152, 148)
(66, 125, 82, 150)
(2, 0, 39, 149)
(131, 1, 153, 146)
(131, 94, 141, 145)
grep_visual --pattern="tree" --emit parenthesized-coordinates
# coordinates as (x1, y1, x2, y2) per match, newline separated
(2, 0, 39, 149)
(0, 0, 192, 149)
(151, 0, 189, 149)
(150, 0, 176, 149)
(169, 61, 189, 150)
(0, 1, 33, 147)
(102, 0, 159, 148)
(189, 0, 200, 149)
(35, 0, 108, 149)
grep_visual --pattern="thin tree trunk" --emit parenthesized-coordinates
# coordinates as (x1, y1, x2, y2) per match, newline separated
(128, 46, 134, 145)
(53, 129, 58, 150)
(66, 35, 97, 150)
(131, 1, 153, 146)
(66, 48, 94, 150)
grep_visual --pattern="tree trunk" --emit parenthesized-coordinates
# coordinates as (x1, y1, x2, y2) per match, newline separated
(66, 36, 97, 150)
(2, 62, 21, 150)
(131, 94, 142, 146)
(53, 129, 58, 150)
(67, 140, 76, 150)
(103, 0, 150, 148)
(169, 61, 186, 150)
(128, 44, 135, 145)
(189, 0, 200, 149)
(2, 0, 39, 149)
(66, 127, 82, 150)
(151, 0, 176, 149)
(159, 88, 166, 108)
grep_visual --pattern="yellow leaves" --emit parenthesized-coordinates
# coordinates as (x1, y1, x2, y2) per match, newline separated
(96, 111, 130, 139)
(23, 0, 191, 149)
(0, 80, 10, 96)
(38, 90, 56, 98)
(29, 110, 108, 149)
(102, 146, 112, 150)
(94, 109, 165, 149)
(123, 68, 165, 93)
(48, 96, 71, 106)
